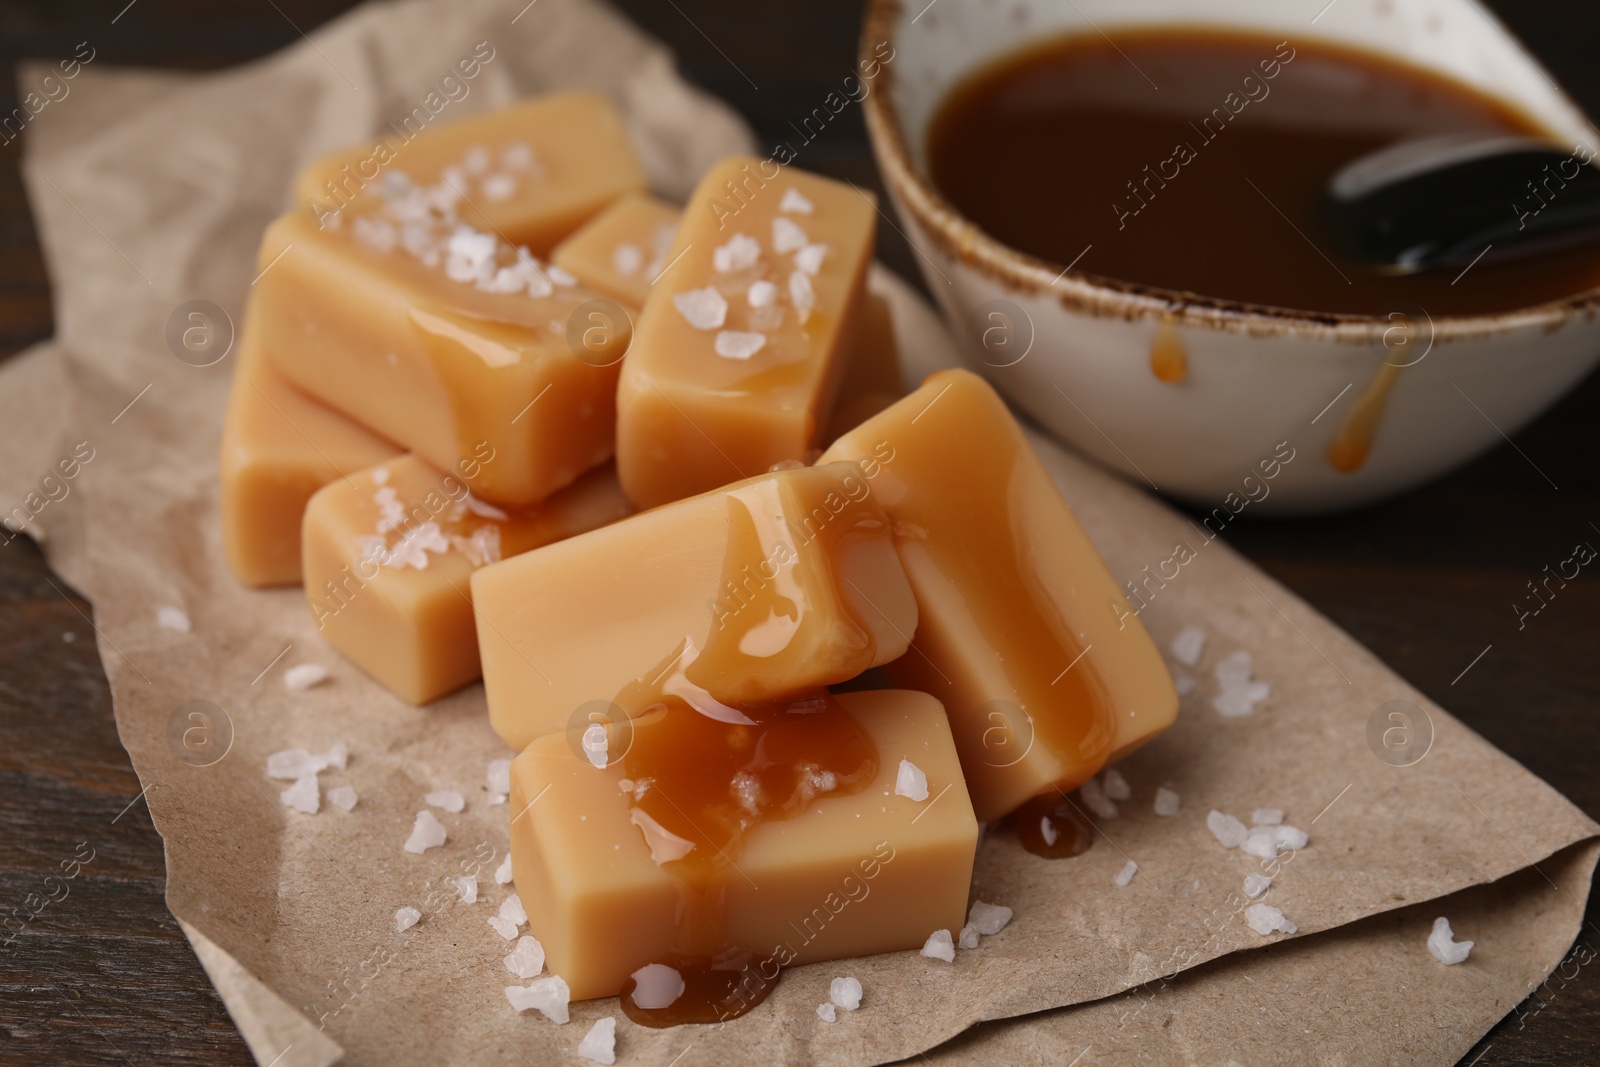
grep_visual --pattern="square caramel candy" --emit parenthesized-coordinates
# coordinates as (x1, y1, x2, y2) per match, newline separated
(303, 456, 629, 705)
(221, 308, 399, 587)
(824, 292, 901, 443)
(471, 462, 917, 751)
(616, 157, 876, 510)
(254, 200, 629, 507)
(551, 192, 679, 309)
(507, 689, 977, 1002)
(820, 369, 1178, 822)
(294, 92, 647, 255)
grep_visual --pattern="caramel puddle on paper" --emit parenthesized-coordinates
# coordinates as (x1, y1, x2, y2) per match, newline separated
(1149, 316, 1188, 384)
(1326, 362, 1403, 474)
(1014, 792, 1094, 859)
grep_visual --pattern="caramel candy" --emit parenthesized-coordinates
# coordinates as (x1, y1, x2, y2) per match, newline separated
(616, 157, 876, 510)
(825, 292, 901, 443)
(551, 193, 680, 309)
(819, 369, 1177, 822)
(303, 456, 630, 704)
(508, 689, 977, 1004)
(254, 201, 629, 507)
(471, 462, 917, 751)
(294, 92, 647, 254)
(221, 309, 399, 588)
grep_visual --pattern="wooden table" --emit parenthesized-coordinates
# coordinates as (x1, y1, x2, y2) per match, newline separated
(1, 2, 1594, 1063)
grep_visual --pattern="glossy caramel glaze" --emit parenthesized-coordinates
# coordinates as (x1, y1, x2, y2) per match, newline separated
(1013, 792, 1094, 859)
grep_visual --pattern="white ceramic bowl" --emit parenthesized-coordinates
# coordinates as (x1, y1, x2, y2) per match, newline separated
(862, 0, 1600, 514)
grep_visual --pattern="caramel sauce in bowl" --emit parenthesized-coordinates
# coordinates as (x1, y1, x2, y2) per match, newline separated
(861, 0, 1600, 514)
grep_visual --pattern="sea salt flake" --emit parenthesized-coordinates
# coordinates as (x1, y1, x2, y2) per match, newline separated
(504, 934, 546, 979)
(788, 270, 815, 322)
(453, 875, 479, 904)
(1079, 776, 1118, 820)
(713, 233, 761, 273)
(1102, 767, 1131, 802)
(267, 749, 317, 780)
(1252, 808, 1285, 826)
(714, 331, 767, 361)
(629, 808, 695, 865)
(582, 723, 609, 769)
(316, 741, 348, 771)
(578, 1017, 616, 1064)
(920, 929, 955, 963)
(1174, 671, 1197, 697)
(394, 906, 420, 932)
(1154, 786, 1181, 817)
(1207, 810, 1249, 849)
(747, 279, 777, 308)
(499, 893, 527, 926)
(425, 790, 465, 813)
(1243, 873, 1273, 898)
(816, 1002, 836, 1022)
(780, 188, 815, 215)
(829, 976, 863, 1010)
(968, 900, 1012, 936)
(1428, 916, 1473, 964)
(895, 759, 929, 802)
(1039, 815, 1057, 847)
(629, 963, 685, 1009)
(482, 173, 517, 201)
(612, 242, 644, 276)
(283, 664, 329, 691)
(794, 243, 828, 275)
(488, 758, 512, 796)
(281, 774, 319, 814)
(495, 854, 514, 885)
(957, 923, 980, 950)
(404, 810, 448, 854)
(1170, 625, 1206, 667)
(157, 606, 191, 633)
(488, 916, 519, 941)
(328, 785, 358, 812)
(463, 146, 491, 174)
(505, 974, 568, 1023)
(1212, 650, 1270, 717)
(772, 217, 809, 253)
(502, 142, 536, 170)
(1114, 860, 1139, 887)
(673, 287, 728, 330)
(1245, 903, 1297, 936)
(547, 265, 578, 287)
(1241, 827, 1281, 859)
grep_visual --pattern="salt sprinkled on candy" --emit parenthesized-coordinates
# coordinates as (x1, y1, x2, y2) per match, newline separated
(794, 243, 828, 276)
(788, 270, 816, 323)
(394, 906, 421, 933)
(747, 280, 777, 308)
(957, 923, 980, 950)
(1243, 872, 1273, 899)
(1078, 776, 1118, 820)
(829, 976, 863, 1011)
(488, 916, 519, 941)
(495, 854, 514, 884)
(504, 934, 546, 979)
(1114, 860, 1138, 887)
(1170, 625, 1206, 667)
(1102, 767, 1131, 802)
(577, 1017, 616, 1065)
(547, 265, 578, 287)
(1212, 650, 1270, 718)
(612, 242, 644, 277)
(328, 785, 358, 812)
(714, 331, 767, 361)
(1252, 808, 1284, 826)
(370, 466, 390, 486)
(283, 664, 329, 691)
(1428, 917, 1473, 965)
(780, 188, 815, 215)
(920, 929, 956, 963)
(673, 287, 728, 330)
(157, 606, 192, 633)
(816, 1002, 836, 1023)
(582, 723, 609, 769)
(772, 217, 809, 254)
(404, 810, 448, 854)
(1154, 786, 1181, 817)
(713, 233, 762, 273)
(967, 900, 1012, 936)
(1207, 810, 1249, 849)
(463, 146, 491, 175)
(425, 790, 465, 813)
(895, 759, 929, 802)
(481, 174, 517, 202)
(281, 774, 319, 814)
(499, 893, 527, 926)
(629, 963, 685, 1009)
(488, 758, 512, 796)
(505, 974, 568, 1023)
(1244, 903, 1297, 936)
(453, 875, 479, 904)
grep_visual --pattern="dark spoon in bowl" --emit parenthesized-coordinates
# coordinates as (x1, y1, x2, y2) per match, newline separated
(1328, 133, 1600, 275)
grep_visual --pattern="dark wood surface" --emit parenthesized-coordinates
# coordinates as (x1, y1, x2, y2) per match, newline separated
(1, 2, 1596, 1064)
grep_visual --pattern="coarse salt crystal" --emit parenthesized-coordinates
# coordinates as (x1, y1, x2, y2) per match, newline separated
(1207, 810, 1249, 849)
(463, 146, 491, 174)
(1079, 776, 1118, 820)
(577, 1017, 616, 1064)
(328, 785, 358, 812)
(673, 287, 728, 330)
(499, 893, 526, 926)
(794, 243, 827, 276)
(1102, 767, 1131, 802)
(747, 280, 777, 308)
(1245, 903, 1297, 936)
(829, 976, 863, 1011)
(788, 270, 815, 323)
(612, 242, 644, 276)
(957, 923, 980, 950)
(781, 188, 815, 215)
(1241, 824, 1308, 859)
(547, 265, 578, 287)
(1243, 872, 1273, 898)
(283, 664, 329, 691)
(317, 741, 348, 771)
(502, 142, 536, 170)
(895, 759, 929, 802)
(453, 875, 479, 904)
(1212, 650, 1270, 718)
(481, 173, 517, 201)
(371, 467, 389, 487)
(629, 963, 685, 1009)
(266, 749, 317, 780)
(1170, 625, 1206, 667)
(920, 929, 955, 963)
(488, 758, 512, 796)
(281, 774, 319, 814)
(425, 790, 465, 813)
(629, 808, 695, 865)
(157, 606, 191, 633)
(394, 906, 420, 932)
(713, 233, 761, 273)
(505, 974, 568, 1023)
(495, 854, 513, 884)
(582, 723, 609, 769)
(714, 331, 767, 361)
(1252, 808, 1284, 826)
(488, 916, 519, 941)
(1114, 860, 1139, 887)
(1174, 671, 1197, 697)
(772, 217, 809, 253)
(1428, 917, 1473, 965)
(967, 900, 1012, 936)
(1154, 786, 1181, 817)
(404, 810, 448, 854)
(504, 934, 546, 979)
(816, 1002, 836, 1022)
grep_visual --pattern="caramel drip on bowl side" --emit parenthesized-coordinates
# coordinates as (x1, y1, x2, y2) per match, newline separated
(1326, 362, 1403, 474)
